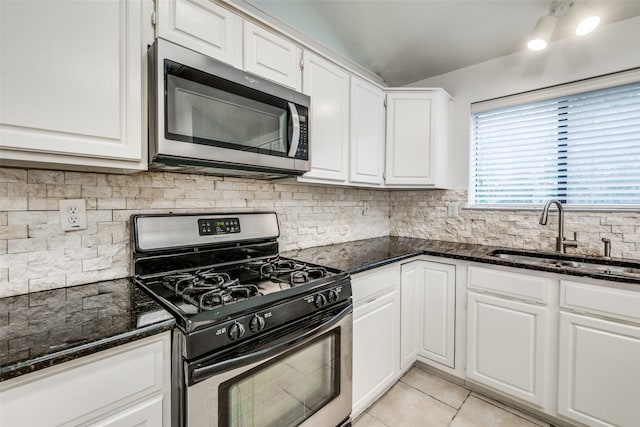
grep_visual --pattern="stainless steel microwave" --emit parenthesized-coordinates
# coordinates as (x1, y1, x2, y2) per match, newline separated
(148, 38, 310, 178)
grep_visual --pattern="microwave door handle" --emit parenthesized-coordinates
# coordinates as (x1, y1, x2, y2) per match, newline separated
(287, 102, 301, 157)
(191, 303, 352, 384)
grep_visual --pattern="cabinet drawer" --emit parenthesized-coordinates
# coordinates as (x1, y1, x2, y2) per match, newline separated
(561, 280, 640, 323)
(0, 337, 165, 426)
(352, 264, 400, 305)
(468, 266, 551, 303)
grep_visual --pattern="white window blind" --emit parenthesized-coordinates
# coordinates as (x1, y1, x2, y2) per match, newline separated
(470, 79, 640, 208)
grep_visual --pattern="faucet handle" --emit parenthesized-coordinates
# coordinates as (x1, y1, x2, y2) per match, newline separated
(563, 232, 578, 250)
(601, 237, 611, 258)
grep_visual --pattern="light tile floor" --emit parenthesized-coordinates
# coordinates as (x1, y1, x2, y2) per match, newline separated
(354, 367, 552, 427)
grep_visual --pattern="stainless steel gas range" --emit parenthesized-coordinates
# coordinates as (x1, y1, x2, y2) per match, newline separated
(131, 212, 353, 427)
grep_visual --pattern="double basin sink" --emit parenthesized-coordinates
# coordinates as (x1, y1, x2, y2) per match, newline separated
(487, 249, 640, 279)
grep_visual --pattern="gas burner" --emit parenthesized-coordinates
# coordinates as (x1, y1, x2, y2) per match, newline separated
(162, 269, 260, 310)
(289, 267, 329, 285)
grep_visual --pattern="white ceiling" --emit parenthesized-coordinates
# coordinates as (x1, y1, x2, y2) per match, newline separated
(246, 0, 640, 86)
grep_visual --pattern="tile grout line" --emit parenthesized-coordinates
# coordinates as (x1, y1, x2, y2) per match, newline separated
(447, 390, 473, 426)
(398, 377, 471, 412)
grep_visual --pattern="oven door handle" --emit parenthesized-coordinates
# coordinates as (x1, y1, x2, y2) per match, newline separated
(192, 304, 352, 383)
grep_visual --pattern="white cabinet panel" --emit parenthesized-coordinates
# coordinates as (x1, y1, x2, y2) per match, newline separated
(466, 292, 548, 407)
(90, 395, 164, 427)
(0, 0, 148, 170)
(0, 334, 170, 427)
(400, 262, 420, 371)
(352, 265, 400, 417)
(419, 263, 456, 368)
(352, 291, 400, 418)
(243, 21, 302, 90)
(349, 76, 385, 185)
(300, 52, 350, 182)
(558, 312, 640, 427)
(468, 265, 551, 303)
(385, 90, 451, 187)
(401, 260, 456, 371)
(157, 0, 242, 67)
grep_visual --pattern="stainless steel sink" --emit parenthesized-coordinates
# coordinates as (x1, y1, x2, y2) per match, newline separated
(487, 250, 640, 278)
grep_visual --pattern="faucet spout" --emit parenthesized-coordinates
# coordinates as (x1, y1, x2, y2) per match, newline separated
(539, 199, 576, 252)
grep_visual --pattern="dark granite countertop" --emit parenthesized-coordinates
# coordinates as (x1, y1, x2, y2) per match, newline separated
(0, 278, 174, 382)
(282, 236, 640, 285)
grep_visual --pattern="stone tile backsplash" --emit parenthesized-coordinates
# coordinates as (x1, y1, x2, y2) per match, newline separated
(389, 189, 640, 260)
(1, 167, 639, 297)
(0, 168, 390, 297)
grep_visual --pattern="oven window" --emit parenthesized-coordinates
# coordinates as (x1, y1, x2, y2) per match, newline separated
(219, 331, 340, 427)
(166, 73, 288, 156)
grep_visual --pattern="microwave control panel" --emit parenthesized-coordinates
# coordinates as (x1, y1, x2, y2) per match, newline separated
(295, 110, 309, 160)
(198, 218, 241, 235)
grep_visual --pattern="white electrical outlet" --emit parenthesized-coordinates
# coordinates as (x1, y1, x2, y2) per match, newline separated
(447, 202, 459, 218)
(59, 199, 87, 231)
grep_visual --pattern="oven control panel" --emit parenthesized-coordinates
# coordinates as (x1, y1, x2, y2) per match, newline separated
(198, 218, 240, 235)
(185, 279, 352, 359)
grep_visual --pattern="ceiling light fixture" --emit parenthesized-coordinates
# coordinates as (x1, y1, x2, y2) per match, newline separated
(527, 0, 573, 51)
(527, 15, 557, 51)
(576, 14, 600, 35)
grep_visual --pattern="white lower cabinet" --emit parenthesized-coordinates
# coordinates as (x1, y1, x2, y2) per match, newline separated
(466, 266, 554, 409)
(400, 260, 456, 371)
(558, 312, 640, 427)
(466, 292, 549, 407)
(351, 265, 400, 418)
(557, 279, 640, 427)
(0, 333, 171, 427)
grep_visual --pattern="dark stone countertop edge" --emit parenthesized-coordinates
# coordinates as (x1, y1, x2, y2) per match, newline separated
(284, 237, 640, 286)
(0, 319, 174, 382)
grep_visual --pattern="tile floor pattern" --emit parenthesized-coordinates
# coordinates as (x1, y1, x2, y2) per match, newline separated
(354, 367, 551, 427)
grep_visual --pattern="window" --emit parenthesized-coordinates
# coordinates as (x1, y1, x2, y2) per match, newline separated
(470, 72, 640, 208)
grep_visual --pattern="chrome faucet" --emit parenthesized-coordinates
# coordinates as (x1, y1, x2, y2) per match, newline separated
(539, 199, 578, 253)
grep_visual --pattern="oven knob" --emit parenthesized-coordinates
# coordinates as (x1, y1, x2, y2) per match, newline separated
(314, 293, 327, 308)
(228, 322, 245, 341)
(250, 314, 266, 332)
(327, 289, 339, 303)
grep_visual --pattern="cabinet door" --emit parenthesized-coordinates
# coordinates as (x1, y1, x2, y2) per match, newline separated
(466, 292, 548, 407)
(0, 334, 169, 426)
(352, 291, 400, 417)
(400, 262, 420, 371)
(419, 262, 456, 368)
(243, 21, 302, 90)
(156, 0, 242, 67)
(385, 91, 450, 187)
(301, 52, 350, 182)
(349, 77, 385, 185)
(0, 0, 148, 170)
(558, 312, 640, 427)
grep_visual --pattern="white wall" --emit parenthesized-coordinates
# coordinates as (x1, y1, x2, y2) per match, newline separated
(408, 15, 640, 189)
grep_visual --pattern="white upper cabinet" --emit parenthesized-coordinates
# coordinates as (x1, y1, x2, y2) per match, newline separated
(349, 76, 385, 186)
(300, 51, 350, 182)
(385, 89, 451, 187)
(156, 0, 242, 68)
(243, 21, 302, 91)
(0, 0, 151, 171)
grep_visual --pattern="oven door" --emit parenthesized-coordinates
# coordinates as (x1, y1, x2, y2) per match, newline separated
(185, 304, 352, 427)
